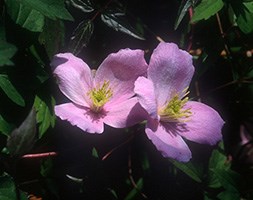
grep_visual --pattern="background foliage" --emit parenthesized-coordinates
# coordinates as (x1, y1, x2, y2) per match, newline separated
(0, 0, 253, 199)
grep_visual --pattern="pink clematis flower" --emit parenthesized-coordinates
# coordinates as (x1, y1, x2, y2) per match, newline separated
(134, 42, 224, 162)
(51, 49, 148, 134)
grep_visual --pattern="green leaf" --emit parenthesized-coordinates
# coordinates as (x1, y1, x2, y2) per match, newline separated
(101, 12, 145, 40)
(0, 74, 25, 106)
(0, 115, 15, 137)
(39, 19, 65, 59)
(34, 95, 56, 138)
(191, 0, 224, 22)
(212, 168, 240, 193)
(244, 2, 253, 13)
(174, 0, 192, 30)
(0, 173, 27, 200)
(69, 20, 94, 55)
(7, 108, 36, 157)
(22, 0, 74, 21)
(236, 7, 253, 33)
(124, 178, 143, 200)
(217, 190, 240, 200)
(5, 0, 44, 32)
(0, 40, 17, 66)
(92, 147, 99, 158)
(169, 159, 202, 183)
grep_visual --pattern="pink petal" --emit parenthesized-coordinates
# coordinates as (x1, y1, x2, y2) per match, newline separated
(51, 53, 93, 107)
(134, 77, 158, 120)
(146, 119, 192, 162)
(148, 42, 194, 107)
(55, 103, 104, 134)
(95, 49, 148, 104)
(177, 101, 224, 145)
(103, 97, 147, 128)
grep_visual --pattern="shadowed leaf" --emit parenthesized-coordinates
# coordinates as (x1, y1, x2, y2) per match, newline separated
(69, 20, 94, 55)
(7, 108, 36, 157)
(0, 74, 25, 106)
(101, 12, 145, 40)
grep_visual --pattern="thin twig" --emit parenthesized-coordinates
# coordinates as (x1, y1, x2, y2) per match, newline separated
(22, 152, 58, 159)
(128, 148, 148, 199)
(216, 13, 231, 58)
(102, 134, 134, 161)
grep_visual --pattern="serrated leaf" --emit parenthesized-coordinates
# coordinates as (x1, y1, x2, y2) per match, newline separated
(0, 40, 17, 66)
(69, 0, 94, 13)
(169, 159, 202, 183)
(191, 0, 224, 22)
(174, 0, 192, 30)
(5, 0, 44, 32)
(7, 108, 36, 157)
(0, 115, 15, 137)
(0, 173, 27, 200)
(0, 74, 25, 106)
(34, 95, 56, 138)
(69, 20, 94, 55)
(101, 13, 145, 40)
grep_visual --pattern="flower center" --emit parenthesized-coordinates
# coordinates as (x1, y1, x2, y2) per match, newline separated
(87, 80, 113, 112)
(158, 90, 191, 123)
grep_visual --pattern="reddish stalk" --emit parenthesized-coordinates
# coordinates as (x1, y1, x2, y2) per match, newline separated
(22, 151, 58, 159)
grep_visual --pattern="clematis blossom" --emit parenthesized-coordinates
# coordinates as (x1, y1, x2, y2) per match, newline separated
(134, 42, 224, 162)
(51, 49, 148, 134)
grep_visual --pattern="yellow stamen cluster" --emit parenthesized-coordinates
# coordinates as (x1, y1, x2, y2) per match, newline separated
(87, 80, 113, 112)
(158, 91, 192, 123)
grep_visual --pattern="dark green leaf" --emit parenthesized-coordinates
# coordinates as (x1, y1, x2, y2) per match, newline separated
(212, 168, 240, 193)
(69, 0, 94, 13)
(0, 115, 15, 137)
(7, 108, 36, 157)
(217, 190, 240, 200)
(236, 7, 253, 33)
(124, 178, 143, 200)
(5, 0, 44, 32)
(34, 95, 56, 138)
(101, 13, 145, 40)
(191, 0, 224, 22)
(69, 20, 94, 55)
(169, 159, 202, 183)
(0, 41, 17, 66)
(39, 19, 65, 59)
(92, 147, 99, 158)
(0, 74, 25, 106)
(174, 0, 192, 30)
(0, 173, 27, 200)
(22, 0, 73, 20)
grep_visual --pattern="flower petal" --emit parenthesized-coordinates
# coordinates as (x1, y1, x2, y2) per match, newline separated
(134, 76, 158, 120)
(103, 97, 147, 128)
(95, 49, 148, 103)
(146, 119, 192, 162)
(51, 53, 93, 107)
(55, 103, 104, 134)
(177, 101, 224, 145)
(148, 42, 194, 107)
